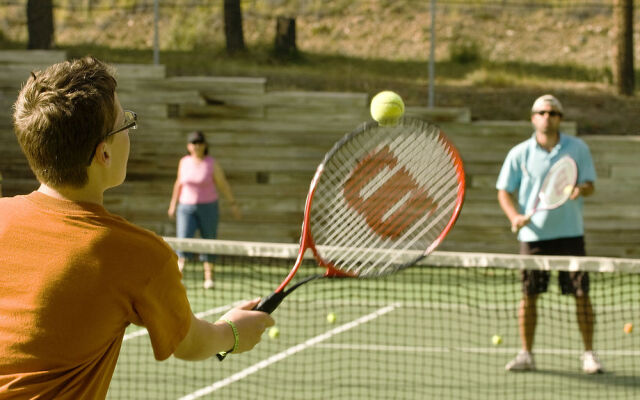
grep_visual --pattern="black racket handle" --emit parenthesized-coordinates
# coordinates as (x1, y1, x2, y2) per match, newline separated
(254, 273, 324, 314)
(216, 292, 286, 361)
(217, 274, 323, 361)
(253, 291, 286, 314)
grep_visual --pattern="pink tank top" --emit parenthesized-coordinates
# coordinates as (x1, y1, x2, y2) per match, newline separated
(178, 155, 218, 204)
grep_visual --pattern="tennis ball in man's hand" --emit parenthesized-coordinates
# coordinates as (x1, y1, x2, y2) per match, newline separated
(268, 327, 280, 339)
(492, 334, 503, 345)
(326, 312, 337, 324)
(370, 91, 405, 126)
(563, 185, 574, 196)
(624, 323, 633, 334)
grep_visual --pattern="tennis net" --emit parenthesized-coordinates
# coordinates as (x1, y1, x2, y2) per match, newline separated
(107, 238, 640, 400)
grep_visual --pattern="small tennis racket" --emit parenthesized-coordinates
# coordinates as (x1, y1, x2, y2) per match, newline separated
(217, 118, 465, 360)
(512, 155, 577, 232)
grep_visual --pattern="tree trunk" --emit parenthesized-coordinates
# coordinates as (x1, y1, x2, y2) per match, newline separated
(223, 0, 245, 54)
(612, 0, 635, 96)
(274, 16, 298, 59)
(27, 0, 54, 49)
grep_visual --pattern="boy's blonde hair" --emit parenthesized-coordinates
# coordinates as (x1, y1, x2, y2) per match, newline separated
(13, 57, 117, 187)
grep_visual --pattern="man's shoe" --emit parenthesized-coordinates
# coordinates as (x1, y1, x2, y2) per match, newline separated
(582, 351, 603, 374)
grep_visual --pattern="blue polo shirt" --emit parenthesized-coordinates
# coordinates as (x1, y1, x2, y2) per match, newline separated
(496, 133, 596, 242)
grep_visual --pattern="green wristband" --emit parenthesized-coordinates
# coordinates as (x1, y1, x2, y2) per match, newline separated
(219, 319, 239, 355)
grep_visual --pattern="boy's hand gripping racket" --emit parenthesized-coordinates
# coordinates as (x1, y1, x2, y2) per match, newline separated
(217, 118, 465, 360)
(512, 155, 577, 232)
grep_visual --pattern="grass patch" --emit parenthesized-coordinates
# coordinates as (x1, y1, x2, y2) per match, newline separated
(58, 41, 609, 87)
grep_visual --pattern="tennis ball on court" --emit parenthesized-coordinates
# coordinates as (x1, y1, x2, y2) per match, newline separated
(624, 323, 633, 334)
(268, 327, 280, 339)
(370, 91, 405, 126)
(492, 334, 503, 346)
(326, 312, 337, 324)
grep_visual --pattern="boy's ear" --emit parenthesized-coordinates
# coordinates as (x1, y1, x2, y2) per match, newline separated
(94, 142, 111, 166)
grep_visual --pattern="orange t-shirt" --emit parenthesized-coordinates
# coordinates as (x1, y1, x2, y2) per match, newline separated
(0, 192, 192, 399)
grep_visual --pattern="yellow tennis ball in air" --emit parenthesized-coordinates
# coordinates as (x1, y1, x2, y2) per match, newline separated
(370, 91, 405, 126)
(492, 334, 502, 346)
(326, 312, 337, 324)
(268, 326, 280, 339)
(624, 323, 633, 334)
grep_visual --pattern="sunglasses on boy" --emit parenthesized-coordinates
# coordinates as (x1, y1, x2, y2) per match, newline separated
(87, 110, 137, 164)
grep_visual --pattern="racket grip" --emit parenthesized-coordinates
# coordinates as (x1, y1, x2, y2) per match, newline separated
(216, 292, 285, 362)
(253, 291, 286, 314)
(511, 211, 535, 233)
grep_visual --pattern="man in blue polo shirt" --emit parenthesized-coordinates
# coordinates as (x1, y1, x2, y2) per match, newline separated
(496, 95, 601, 374)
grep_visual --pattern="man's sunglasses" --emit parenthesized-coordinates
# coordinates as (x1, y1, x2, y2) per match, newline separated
(533, 110, 562, 117)
(87, 110, 137, 164)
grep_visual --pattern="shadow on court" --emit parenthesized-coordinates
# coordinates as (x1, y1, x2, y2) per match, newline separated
(532, 368, 640, 389)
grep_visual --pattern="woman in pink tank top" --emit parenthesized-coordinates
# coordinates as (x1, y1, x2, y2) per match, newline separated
(168, 131, 241, 288)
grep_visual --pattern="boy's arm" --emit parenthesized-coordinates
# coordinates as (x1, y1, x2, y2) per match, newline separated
(173, 298, 274, 361)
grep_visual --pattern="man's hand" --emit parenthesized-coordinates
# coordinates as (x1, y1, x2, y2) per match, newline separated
(510, 214, 531, 233)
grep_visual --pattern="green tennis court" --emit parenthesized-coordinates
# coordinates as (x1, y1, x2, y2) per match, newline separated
(107, 245, 640, 400)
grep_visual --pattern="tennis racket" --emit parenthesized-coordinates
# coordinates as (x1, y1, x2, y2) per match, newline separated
(512, 155, 577, 232)
(217, 118, 465, 360)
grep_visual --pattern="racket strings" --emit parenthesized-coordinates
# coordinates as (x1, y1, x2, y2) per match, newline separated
(333, 131, 433, 228)
(327, 184, 457, 276)
(332, 148, 458, 255)
(309, 120, 463, 277)
(342, 190, 459, 277)
(315, 126, 455, 239)
(313, 127, 438, 245)
(536, 156, 578, 210)
(314, 124, 441, 229)
(337, 172, 460, 276)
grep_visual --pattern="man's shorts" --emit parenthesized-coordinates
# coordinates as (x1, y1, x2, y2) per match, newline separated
(519, 236, 589, 297)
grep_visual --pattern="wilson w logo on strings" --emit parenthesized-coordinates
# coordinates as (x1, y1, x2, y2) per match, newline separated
(343, 146, 438, 239)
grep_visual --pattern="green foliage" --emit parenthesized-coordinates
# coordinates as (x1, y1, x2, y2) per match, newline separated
(465, 68, 518, 88)
(448, 38, 482, 65)
(165, 12, 222, 51)
(0, 0, 619, 94)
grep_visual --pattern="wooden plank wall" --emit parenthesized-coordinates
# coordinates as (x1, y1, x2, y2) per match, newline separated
(1, 51, 638, 258)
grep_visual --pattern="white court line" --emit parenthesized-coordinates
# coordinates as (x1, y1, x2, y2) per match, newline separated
(178, 303, 401, 400)
(122, 301, 242, 341)
(317, 343, 640, 357)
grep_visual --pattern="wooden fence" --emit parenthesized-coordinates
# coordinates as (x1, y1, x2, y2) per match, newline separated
(1, 51, 638, 257)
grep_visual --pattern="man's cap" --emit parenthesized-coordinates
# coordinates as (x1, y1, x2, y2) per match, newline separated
(187, 131, 206, 143)
(531, 94, 563, 114)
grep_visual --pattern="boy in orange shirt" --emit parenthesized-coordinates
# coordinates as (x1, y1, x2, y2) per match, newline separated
(0, 57, 274, 399)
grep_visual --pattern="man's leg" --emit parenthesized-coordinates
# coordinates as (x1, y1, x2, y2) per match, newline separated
(506, 293, 538, 371)
(576, 293, 603, 373)
(575, 294, 594, 351)
(519, 293, 538, 352)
